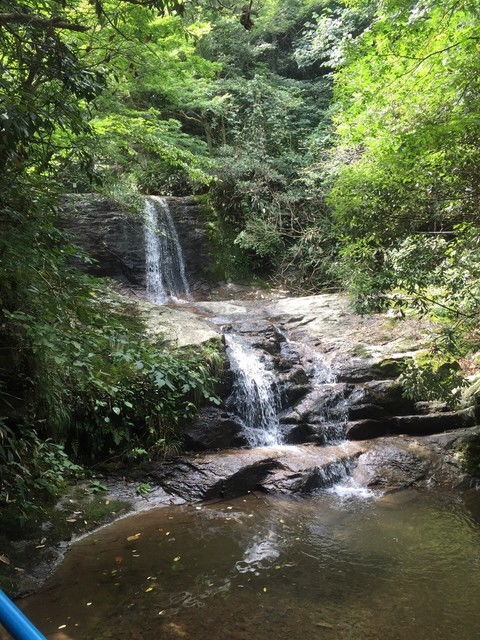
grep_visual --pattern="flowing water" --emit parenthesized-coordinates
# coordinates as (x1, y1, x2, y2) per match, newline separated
(143, 196, 191, 304)
(279, 329, 348, 443)
(225, 334, 282, 447)
(16, 490, 480, 640)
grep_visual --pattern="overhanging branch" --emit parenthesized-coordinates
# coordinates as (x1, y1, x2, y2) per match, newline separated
(0, 13, 89, 32)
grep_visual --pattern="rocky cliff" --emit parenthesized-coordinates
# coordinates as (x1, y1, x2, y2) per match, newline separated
(61, 194, 213, 296)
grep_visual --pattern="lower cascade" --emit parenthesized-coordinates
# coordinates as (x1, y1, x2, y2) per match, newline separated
(225, 334, 282, 447)
(144, 195, 192, 304)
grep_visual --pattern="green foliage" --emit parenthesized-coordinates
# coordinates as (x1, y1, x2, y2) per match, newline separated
(456, 433, 480, 478)
(4, 0, 480, 527)
(0, 0, 226, 526)
(400, 354, 466, 405)
(0, 420, 83, 527)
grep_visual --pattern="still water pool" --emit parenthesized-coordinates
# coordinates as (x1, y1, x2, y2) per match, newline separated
(15, 490, 480, 640)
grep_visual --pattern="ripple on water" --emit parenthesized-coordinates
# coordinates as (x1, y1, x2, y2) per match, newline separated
(14, 490, 480, 640)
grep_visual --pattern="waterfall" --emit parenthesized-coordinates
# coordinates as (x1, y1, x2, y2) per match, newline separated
(279, 329, 347, 442)
(143, 196, 191, 304)
(225, 334, 282, 448)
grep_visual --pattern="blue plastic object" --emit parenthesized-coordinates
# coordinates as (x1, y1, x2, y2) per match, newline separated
(0, 590, 48, 640)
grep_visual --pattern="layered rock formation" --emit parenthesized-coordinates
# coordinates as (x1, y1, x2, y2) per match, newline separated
(61, 194, 212, 297)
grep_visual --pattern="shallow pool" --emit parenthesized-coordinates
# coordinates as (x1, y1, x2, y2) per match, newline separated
(15, 489, 480, 639)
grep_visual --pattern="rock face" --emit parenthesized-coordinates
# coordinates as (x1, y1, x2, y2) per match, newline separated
(346, 409, 476, 440)
(146, 428, 480, 502)
(184, 407, 247, 451)
(61, 194, 213, 297)
(62, 194, 145, 286)
(150, 442, 366, 501)
(181, 296, 477, 450)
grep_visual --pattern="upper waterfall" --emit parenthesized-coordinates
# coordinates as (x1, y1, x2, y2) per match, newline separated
(144, 195, 192, 304)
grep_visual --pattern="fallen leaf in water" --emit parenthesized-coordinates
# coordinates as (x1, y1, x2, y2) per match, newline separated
(14, 567, 25, 572)
(0, 555, 10, 565)
(66, 518, 76, 523)
(274, 565, 281, 570)
(315, 622, 334, 629)
(40, 537, 47, 544)
(132, 554, 140, 557)
(127, 533, 142, 541)
(58, 625, 66, 630)
(35, 544, 45, 549)
(158, 610, 166, 616)
(262, 587, 267, 593)
(165, 531, 170, 536)
(115, 556, 123, 564)
(145, 586, 155, 592)
(173, 556, 181, 562)
(226, 506, 233, 510)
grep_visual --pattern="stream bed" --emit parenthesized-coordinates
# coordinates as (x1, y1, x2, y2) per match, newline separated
(14, 489, 480, 640)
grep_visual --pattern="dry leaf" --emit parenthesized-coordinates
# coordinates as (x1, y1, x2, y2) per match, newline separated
(127, 533, 142, 542)
(0, 555, 10, 565)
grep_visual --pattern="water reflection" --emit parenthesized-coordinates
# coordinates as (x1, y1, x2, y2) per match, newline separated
(10, 490, 480, 640)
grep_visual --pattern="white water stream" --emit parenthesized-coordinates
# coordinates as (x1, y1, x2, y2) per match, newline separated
(144, 195, 191, 304)
(225, 334, 282, 448)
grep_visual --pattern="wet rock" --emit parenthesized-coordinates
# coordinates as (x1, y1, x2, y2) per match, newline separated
(279, 365, 309, 386)
(394, 409, 476, 436)
(283, 423, 317, 444)
(166, 196, 213, 296)
(292, 385, 348, 423)
(349, 380, 415, 415)
(151, 452, 282, 500)
(279, 408, 301, 425)
(336, 357, 405, 383)
(61, 195, 145, 286)
(282, 384, 312, 406)
(346, 409, 476, 440)
(184, 408, 246, 451)
(151, 443, 367, 501)
(348, 403, 388, 420)
(413, 400, 450, 414)
(346, 418, 394, 440)
(352, 442, 431, 490)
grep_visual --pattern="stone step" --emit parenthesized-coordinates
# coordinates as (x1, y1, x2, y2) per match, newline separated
(346, 408, 476, 440)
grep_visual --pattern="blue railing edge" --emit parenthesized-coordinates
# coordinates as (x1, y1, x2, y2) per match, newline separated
(0, 590, 48, 640)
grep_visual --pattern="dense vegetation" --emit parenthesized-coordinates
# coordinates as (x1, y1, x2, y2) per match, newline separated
(1, 0, 480, 527)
